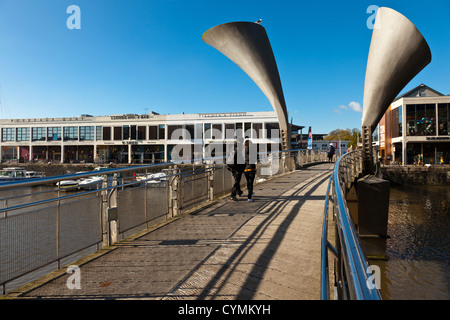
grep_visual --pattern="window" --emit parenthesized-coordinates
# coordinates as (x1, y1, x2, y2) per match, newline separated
(114, 127, 122, 140)
(425, 104, 436, 135)
(32, 127, 46, 141)
(212, 124, 222, 140)
(123, 125, 130, 140)
(244, 122, 252, 138)
(47, 127, 61, 141)
(406, 104, 436, 136)
(406, 105, 416, 135)
(224, 123, 235, 139)
(204, 123, 211, 139)
(195, 124, 203, 140)
(149, 125, 158, 140)
(64, 126, 78, 141)
(159, 124, 165, 140)
(391, 108, 400, 138)
(1, 128, 15, 141)
(130, 125, 137, 140)
(186, 124, 194, 141)
(103, 127, 111, 140)
(96, 126, 102, 140)
(79, 126, 95, 141)
(266, 123, 279, 139)
(416, 104, 426, 135)
(149, 124, 165, 140)
(438, 103, 449, 135)
(372, 125, 379, 142)
(236, 123, 243, 138)
(16, 127, 30, 141)
(168, 125, 183, 140)
(253, 123, 263, 139)
(137, 126, 146, 140)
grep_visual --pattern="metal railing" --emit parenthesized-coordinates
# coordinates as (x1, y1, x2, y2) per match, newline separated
(0, 149, 327, 295)
(321, 149, 382, 300)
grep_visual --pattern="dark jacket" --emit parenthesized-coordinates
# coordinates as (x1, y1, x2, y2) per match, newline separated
(227, 143, 245, 172)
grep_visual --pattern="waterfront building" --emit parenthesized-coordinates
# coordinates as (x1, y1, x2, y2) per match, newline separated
(374, 84, 450, 165)
(0, 110, 303, 164)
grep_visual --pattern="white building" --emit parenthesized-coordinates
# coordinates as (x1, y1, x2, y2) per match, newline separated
(0, 110, 301, 164)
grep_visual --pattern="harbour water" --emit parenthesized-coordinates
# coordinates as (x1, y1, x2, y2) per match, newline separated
(375, 184, 450, 300)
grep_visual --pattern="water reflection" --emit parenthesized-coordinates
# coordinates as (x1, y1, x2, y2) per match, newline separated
(374, 185, 450, 300)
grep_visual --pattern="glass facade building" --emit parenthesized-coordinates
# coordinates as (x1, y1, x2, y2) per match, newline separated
(375, 84, 450, 165)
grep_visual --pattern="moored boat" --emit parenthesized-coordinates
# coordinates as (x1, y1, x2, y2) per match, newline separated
(0, 167, 34, 183)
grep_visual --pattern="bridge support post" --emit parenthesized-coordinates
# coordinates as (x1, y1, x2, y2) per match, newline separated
(357, 175, 390, 260)
(362, 126, 374, 174)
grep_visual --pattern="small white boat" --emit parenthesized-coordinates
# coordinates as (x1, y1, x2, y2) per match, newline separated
(26, 171, 46, 178)
(56, 179, 80, 190)
(55, 171, 88, 191)
(135, 172, 167, 183)
(77, 167, 120, 190)
(0, 167, 31, 183)
(77, 176, 104, 190)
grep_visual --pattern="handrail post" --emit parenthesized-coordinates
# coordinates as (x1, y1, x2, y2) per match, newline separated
(101, 175, 109, 248)
(207, 164, 214, 201)
(109, 173, 119, 244)
(169, 166, 180, 217)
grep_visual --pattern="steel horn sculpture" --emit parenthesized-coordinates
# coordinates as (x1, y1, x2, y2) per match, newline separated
(202, 21, 290, 150)
(362, 7, 431, 171)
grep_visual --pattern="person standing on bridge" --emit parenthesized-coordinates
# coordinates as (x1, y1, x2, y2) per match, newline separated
(227, 138, 245, 201)
(327, 143, 335, 163)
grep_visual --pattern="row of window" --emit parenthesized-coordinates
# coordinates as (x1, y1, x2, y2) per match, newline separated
(1, 123, 279, 142)
(388, 103, 450, 138)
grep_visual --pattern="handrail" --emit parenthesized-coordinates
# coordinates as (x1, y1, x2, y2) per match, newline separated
(320, 175, 333, 299)
(321, 150, 382, 300)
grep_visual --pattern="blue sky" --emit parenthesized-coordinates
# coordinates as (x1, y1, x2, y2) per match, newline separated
(0, 0, 449, 134)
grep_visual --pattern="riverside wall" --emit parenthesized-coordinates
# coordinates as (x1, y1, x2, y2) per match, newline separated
(380, 165, 450, 185)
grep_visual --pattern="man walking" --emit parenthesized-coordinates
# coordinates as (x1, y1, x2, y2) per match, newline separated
(227, 139, 245, 201)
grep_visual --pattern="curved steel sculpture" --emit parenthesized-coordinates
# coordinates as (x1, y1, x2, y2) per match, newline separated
(202, 21, 290, 150)
(361, 7, 431, 172)
(362, 7, 431, 130)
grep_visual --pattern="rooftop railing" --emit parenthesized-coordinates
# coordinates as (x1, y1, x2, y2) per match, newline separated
(321, 149, 382, 300)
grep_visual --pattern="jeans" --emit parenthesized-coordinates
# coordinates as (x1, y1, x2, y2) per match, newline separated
(231, 170, 243, 197)
(244, 170, 255, 199)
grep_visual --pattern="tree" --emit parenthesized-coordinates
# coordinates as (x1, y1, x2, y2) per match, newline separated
(324, 128, 361, 148)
